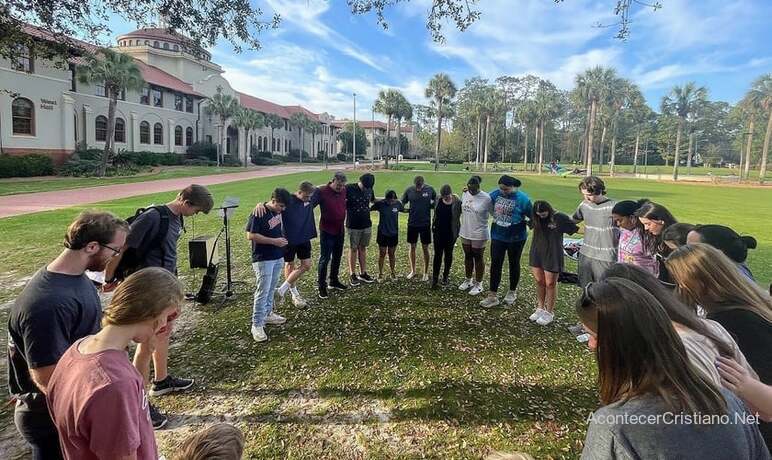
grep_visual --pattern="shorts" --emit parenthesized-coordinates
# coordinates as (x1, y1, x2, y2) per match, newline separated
(407, 225, 431, 245)
(377, 233, 398, 248)
(348, 227, 372, 247)
(284, 241, 312, 262)
(459, 237, 487, 249)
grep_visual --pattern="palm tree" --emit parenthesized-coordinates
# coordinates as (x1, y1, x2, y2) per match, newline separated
(425, 73, 457, 171)
(661, 82, 708, 181)
(233, 108, 264, 166)
(307, 120, 322, 162)
(533, 80, 561, 174)
(374, 89, 402, 167)
(607, 78, 634, 177)
(575, 66, 617, 176)
(394, 96, 413, 164)
(628, 89, 652, 174)
(289, 112, 309, 163)
(206, 86, 240, 166)
(77, 48, 144, 177)
(265, 113, 284, 154)
(517, 99, 537, 172)
(744, 73, 772, 184)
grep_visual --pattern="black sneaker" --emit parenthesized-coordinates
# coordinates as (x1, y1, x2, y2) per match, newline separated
(318, 284, 329, 299)
(349, 274, 360, 287)
(430, 282, 439, 290)
(567, 324, 586, 336)
(329, 280, 349, 290)
(149, 403, 168, 430)
(150, 375, 195, 396)
(357, 273, 375, 284)
(441, 277, 449, 286)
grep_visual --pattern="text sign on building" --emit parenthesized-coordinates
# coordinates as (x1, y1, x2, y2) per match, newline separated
(40, 98, 57, 110)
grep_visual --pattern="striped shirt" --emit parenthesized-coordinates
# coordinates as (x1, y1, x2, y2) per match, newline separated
(573, 198, 618, 262)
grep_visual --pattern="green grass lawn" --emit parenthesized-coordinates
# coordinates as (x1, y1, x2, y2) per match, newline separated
(1, 171, 770, 459)
(0, 166, 247, 196)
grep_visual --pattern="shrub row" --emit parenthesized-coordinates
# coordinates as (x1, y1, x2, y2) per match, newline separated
(0, 154, 55, 178)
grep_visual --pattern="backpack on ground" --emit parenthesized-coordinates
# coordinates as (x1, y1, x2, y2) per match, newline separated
(112, 206, 172, 281)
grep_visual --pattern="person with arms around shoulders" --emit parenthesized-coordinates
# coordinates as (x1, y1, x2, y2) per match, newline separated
(317, 171, 349, 299)
(346, 173, 377, 286)
(431, 184, 461, 289)
(371, 190, 405, 281)
(611, 199, 658, 275)
(480, 175, 532, 309)
(46, 267, 183, 460)
(633, 200, 677, 282)
(686, 224, 758, 281)
(458, 176, 492, 296)
(528, 200, 579, 325)
(8, 211, 128, 459)
(402, 175, 437, 281)
(577, 278, 769, 460)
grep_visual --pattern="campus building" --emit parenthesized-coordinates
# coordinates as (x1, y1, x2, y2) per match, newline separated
(0, 24, 344, 165)
(331, 120, 416, 160)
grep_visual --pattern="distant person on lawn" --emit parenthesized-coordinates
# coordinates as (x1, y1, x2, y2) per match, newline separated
(458, 176, 492, 296)
(46, 267, 183, 460)
(402, 176, 437, 281)
(246, 188, 291, 343)
(8, 211, 128, 460)
(105, 184, 213, 429)
(317, 171, 349, 299)
(371, 190, 405, 281)
(346, 173, 377, 286)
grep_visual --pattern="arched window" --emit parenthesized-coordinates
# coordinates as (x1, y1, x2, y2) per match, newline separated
(145, 40, 150, 46)
(272, 138, 276, 151)
(163, 42, 169, 50)
(258, 137, 262, 151)
(264, 137, 268, 150)
(186, 127, 193, 146)
(140, 121, 150, 144)
(95, 115, 108, 142)
(11, 97, 34, 135)
(174, 126, 183, 146)
(154, 41, 159, 48)
(114, 118, 126, 143)
(154, 122, 163, 145)
(173, 44, 179, 51)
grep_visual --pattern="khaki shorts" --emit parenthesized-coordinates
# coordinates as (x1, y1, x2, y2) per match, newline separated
(459, 237, 488, 249)
(348, 227, 372, 248)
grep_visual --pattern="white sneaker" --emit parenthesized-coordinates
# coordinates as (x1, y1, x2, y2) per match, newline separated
(458, 279, 473, 290)
(468, 282, 484, 296)
(576, 333, 590, 343)
(406, 271, 416, 280)
(480, 294, 500, 308)
(503, 290, 517, 305)
(251, 325, 268, 342)
(421, 273, 429, 282)
(536, 311, 555, 326)
(291, 293, 308, 308)
(529, 308, 546, 322)
(265, 312, 287, 325)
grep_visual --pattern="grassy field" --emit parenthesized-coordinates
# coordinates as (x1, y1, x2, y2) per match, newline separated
(0, 166, 247, 196)
(1, 171, 770, 459)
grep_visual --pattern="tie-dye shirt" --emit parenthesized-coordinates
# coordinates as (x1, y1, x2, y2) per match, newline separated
(617, 227, 658, 276)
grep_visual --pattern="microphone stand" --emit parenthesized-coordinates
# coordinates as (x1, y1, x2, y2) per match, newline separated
(217, 204, 239, 298)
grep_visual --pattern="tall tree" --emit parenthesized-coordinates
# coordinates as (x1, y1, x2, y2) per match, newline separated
(395, 96, 413, 164)
(374, 89, 402, 167)
(575, 66, 617, 176)
(265, 113, 285, 154)
(232, 108, 264, 165)
(533, 80, 562, 174)
(744, 73, 772, 184)
(206, 86, 240, 166)
(77, 48, 144, 177)
(425, 73, 457, 171)
(289, 112, 310, 163)
(661, 82, 708, 181)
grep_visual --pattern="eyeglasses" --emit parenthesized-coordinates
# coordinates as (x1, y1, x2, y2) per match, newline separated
(99, 243, 121, 256)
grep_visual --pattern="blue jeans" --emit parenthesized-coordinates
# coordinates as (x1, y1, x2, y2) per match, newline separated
(252, 258, 283, 327)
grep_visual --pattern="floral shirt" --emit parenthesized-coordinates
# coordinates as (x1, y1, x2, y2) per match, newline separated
(617, 227, 658, 276)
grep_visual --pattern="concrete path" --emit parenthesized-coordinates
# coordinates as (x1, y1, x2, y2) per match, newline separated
(0, 165, 326, 218)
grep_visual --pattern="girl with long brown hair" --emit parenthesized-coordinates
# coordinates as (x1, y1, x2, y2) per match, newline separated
(634, 201, 677, 281)
(577, 278, 768, 459)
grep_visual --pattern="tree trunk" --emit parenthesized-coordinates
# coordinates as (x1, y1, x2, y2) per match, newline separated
(538, 119, 545, 174)
(744, 118, 754, 181)
(434, 101, 443, 171)
(396, 117, 401, 165)
(586, 100, 596, 176)
(385, 115, 392, 168)
(483, 114, 491, 172)
(633, 131, 640, 175)
(686, 131, 694, 176)
(610, 120, 617, 177)
(270, 127, 274, 155)
(100, 90, 118, 177)
(523, 126, 529, 172)
(598, 124, 606, 173)
(673, 119, 683, 181)
(475, 116, 482, 167)
(760, 109, 771, 184)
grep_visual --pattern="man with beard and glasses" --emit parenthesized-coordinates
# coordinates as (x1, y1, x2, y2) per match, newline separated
(7, 211, 128, 460)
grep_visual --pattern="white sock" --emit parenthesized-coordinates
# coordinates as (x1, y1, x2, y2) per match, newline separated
(278, 281, 290, 296)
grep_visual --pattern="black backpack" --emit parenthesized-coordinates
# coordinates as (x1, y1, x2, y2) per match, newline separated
(113, 206, 174, 281)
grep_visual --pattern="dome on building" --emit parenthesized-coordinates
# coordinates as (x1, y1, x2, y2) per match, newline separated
(116, 28, 211, 61)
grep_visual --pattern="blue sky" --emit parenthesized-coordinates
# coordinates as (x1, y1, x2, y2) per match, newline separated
(105, 0, 771, 121)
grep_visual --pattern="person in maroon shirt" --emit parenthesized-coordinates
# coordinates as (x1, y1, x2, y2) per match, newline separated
(317, 171, 349, 299)
(47, 267, 184, 460)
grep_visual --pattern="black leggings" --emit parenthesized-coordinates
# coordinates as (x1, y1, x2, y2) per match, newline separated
(432, 235, 456, 283)
(462, 243, 485, 281)
(489, 239, 526, 293)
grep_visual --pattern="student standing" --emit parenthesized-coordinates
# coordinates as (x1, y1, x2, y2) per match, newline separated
(686, 224, 757, 280)
(611, 200, 658, 276)
(402, 176, 437, 281)
(46, 267, 182, 460)
(528, 201, 579, 325)
(633, 201, 677, 282)
(371, 190, 404, 280)
(662, 222, 696, 250)
(246, 188, 291, 343)
(431, 185, 461, 289)
(480, 175, 532, 309)
(458, 176, 491, 296)
(8, 211, 128, 459)
(317, 172, 349, 299)
(346, 173, 376, 286)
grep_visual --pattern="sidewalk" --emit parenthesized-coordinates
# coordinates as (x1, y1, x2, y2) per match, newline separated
(0, 165, 325, 218)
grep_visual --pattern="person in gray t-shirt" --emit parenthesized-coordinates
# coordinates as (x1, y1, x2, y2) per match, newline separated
(578, 279, 770, 460)
(572, 176, 618, 288)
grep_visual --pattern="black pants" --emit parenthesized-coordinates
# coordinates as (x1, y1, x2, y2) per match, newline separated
(489, 239, 526, 293)
(15, 408, 63, 460)
(318, 230, 344, 287)
(432, 234, 456, 283)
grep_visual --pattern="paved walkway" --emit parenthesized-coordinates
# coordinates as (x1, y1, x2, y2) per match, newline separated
(0, 165, 327, 218)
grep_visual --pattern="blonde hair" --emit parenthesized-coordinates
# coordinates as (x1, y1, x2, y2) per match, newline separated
(666, 243, 772, 323)
(102, 267, 183, 327)
(173, 423, 244, 460)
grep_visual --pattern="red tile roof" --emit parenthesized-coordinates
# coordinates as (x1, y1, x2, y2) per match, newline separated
(285, 105, 320, 121)
(133, 60, 204, 97)
(332, 120, 388, 130)
(237, 92, 291, 119)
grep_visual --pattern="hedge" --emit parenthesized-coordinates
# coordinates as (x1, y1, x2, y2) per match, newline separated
(0, 154, 55, 178)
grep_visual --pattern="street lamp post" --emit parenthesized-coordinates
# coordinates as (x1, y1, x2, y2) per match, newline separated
(371, 105, 375, 169)
(353, 93, 357, 169)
